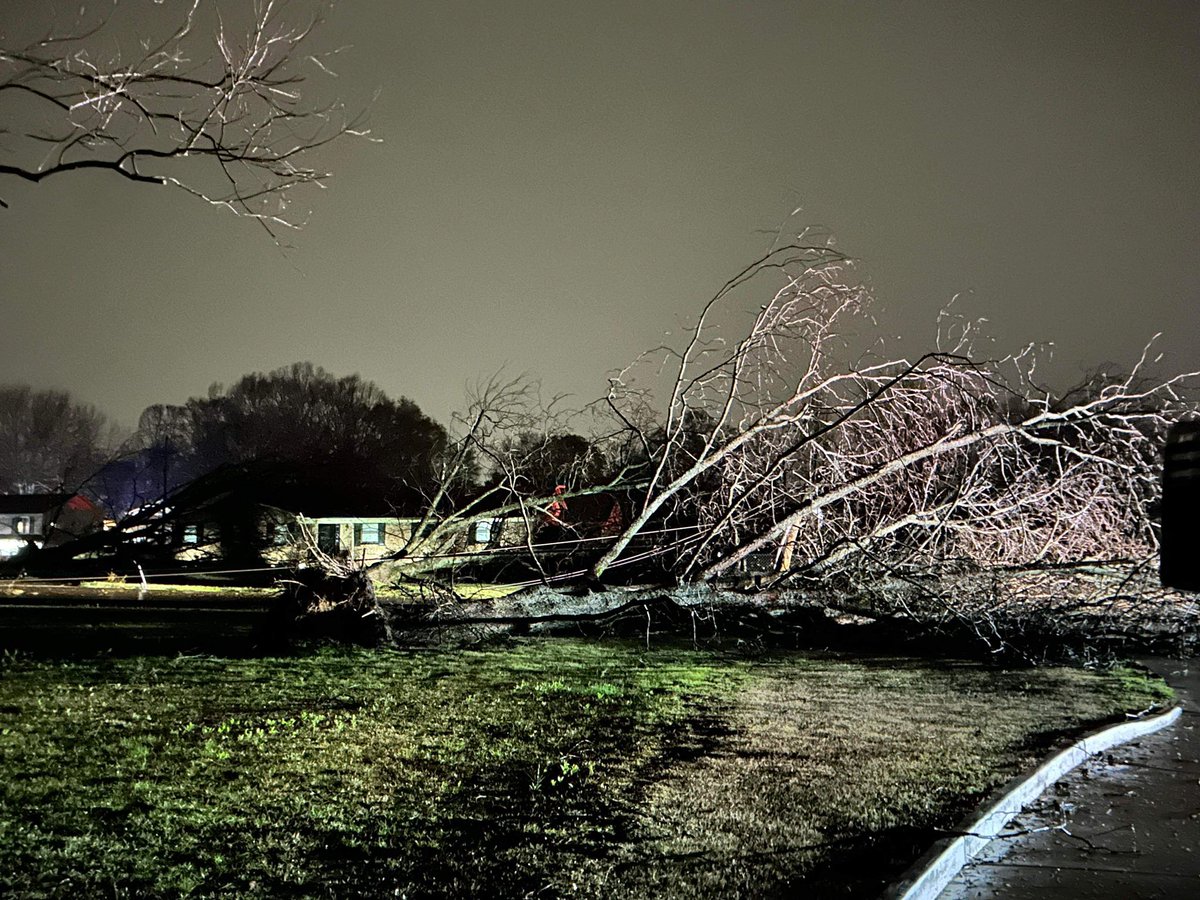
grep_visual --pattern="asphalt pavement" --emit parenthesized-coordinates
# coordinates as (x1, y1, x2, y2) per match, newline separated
(939, 658, 1200, 899)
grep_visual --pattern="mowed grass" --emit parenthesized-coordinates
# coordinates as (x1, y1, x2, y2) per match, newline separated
(0, 641, 1171, 899)
(611, 657, 1172, 897)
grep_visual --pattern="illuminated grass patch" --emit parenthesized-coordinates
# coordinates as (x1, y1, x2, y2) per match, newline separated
(0, 643, 1169, 898)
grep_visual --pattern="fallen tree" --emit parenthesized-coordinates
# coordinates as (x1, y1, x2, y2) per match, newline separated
(594, 246, 1192, 580)
(9, 232, 1180, 657)
(283, 570, 1197, 662)
(534, 237, 1194, 652)
(266, 236, 1198, 656)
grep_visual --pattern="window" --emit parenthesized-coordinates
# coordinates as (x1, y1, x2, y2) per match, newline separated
(13, 516, 33, 535)
(317, 523, 340, 554)
(182, 524, 202, 545)
(355, 522, 384, 545)
(470, 519, 494, 544)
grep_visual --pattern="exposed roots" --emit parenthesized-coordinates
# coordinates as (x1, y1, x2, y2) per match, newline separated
(270, 567, 392, 647)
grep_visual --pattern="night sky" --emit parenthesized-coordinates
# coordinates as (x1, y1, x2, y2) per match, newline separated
(2, 0, 1197, 431)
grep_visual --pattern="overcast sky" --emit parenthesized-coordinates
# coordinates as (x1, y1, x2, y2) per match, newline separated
(1, 0, 1197, 432)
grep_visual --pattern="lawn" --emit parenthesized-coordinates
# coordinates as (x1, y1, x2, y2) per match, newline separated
(0, 640, 1171, 898)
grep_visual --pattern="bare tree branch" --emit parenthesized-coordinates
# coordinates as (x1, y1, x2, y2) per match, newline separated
(0, 1, 372, 237)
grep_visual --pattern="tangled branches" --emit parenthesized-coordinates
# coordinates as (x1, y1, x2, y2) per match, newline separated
(595, 238, 1197, 654)
(0, 1, 370, 236)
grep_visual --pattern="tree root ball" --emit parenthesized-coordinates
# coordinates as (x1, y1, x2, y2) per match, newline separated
(269, 568, 392, 647)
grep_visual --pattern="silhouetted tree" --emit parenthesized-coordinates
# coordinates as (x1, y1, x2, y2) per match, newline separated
(0, 385, 110, 493)
(8, 365, 449, 571)
(182, 362, 447, 510)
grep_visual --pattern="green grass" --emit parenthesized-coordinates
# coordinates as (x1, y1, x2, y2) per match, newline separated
(613, 657, 1174, 897)
(0, 642, 1172, 898)
(0, 642, 741, 898)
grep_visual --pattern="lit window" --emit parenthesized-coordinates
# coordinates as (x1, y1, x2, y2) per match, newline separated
(13, 516, 32, 535)
(183, 524, 201, 545)
(356, 522, 384, 545)
(471, 520, 493, 544)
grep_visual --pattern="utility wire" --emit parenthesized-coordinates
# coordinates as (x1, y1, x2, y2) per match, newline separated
(2, 524, 704, 586)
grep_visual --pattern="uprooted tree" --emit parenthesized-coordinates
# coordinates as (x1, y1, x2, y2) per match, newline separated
(583, 242, 1198, 654)
(0, 0, 369, 236)
(281, 240, 1196, 655)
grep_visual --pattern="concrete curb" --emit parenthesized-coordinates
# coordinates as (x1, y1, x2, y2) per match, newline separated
(882, 703, 1183, 900)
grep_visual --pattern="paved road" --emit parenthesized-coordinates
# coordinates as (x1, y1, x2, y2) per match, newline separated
(940, 658, 1200, 899)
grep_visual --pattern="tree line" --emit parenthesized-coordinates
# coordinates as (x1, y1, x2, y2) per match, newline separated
(0, 363, 622, 568)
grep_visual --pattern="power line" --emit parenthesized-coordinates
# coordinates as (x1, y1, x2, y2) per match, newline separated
(0, 524, 704, 587)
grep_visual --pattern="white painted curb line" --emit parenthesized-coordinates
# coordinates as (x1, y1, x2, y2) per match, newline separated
(884, 703, 1183, 900)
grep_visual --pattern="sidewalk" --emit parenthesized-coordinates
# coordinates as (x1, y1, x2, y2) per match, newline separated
(939, 658, 1200, 899)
